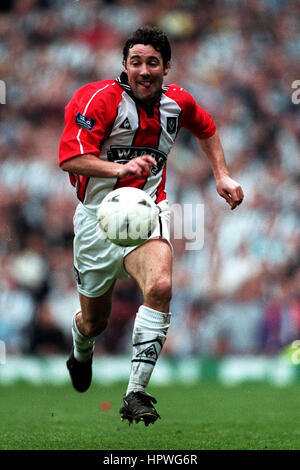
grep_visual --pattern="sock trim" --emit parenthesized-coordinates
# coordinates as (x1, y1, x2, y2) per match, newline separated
(137, 305, 171, 324)
(132, 359, 156, 365)
(133, 338, 163, 348)
(72, 311, 96, 363)
(72, 312, 86, 339)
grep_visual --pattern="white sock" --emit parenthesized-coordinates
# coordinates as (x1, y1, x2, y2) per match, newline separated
(72, 311, 95, 363)
(126, 305, 171, 395)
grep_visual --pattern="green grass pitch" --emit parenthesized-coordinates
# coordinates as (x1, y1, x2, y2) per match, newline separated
(0, 382, 300, 450)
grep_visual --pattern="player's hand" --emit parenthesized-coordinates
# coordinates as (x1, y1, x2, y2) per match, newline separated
(117, 155, 157, 179)
(216, 175, 244, 210)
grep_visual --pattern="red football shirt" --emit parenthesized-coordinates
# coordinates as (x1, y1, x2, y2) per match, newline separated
(59, 74, 216, 210)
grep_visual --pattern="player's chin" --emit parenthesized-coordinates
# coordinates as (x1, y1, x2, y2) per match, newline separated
(136, 91, 152, 102)
(135, 86, 157, 103)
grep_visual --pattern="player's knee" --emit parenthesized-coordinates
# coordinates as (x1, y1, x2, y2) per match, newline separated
(83, 317, 109, 337)
(144, 276, 172, 306)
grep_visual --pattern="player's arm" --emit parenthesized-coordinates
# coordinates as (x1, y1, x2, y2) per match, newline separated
(60, 153, 156, 179)
(177, 86, 244, 210)
(198, 131, 244, 210)
(59, 85, 155, 179)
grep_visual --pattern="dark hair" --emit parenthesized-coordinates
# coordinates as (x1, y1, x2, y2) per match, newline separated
(123, 26, 171, 66)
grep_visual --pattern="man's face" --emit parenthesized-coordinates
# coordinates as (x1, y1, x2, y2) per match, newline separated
(124, 44, 170, 105)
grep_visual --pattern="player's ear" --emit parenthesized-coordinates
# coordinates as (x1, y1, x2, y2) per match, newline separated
(123, 59, 128, 72)
(163, 61, 171, 76)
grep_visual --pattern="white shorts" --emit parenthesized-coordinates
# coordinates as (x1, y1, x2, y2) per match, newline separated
(73, 200, 172, 298)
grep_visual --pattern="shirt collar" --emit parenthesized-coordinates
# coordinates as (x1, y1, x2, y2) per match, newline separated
(115, 71, 169, 95)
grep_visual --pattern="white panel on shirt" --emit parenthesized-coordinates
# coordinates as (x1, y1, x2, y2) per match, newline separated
(83, 91, 182, 211)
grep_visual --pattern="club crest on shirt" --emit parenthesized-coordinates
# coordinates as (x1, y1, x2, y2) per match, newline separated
(75, 112, 96, 131)
(166, 116, 178, 135)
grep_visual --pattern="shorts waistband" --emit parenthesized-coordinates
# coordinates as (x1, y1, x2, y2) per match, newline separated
(78, 198, 169, 219)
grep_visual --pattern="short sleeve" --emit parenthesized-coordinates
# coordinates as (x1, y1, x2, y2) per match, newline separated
(180, 90, 216, 139)
(58, 81, 119, 166)
(166, 85, 216, 139)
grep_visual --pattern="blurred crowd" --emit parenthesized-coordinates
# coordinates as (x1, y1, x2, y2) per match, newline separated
(0, 0, 299, 358)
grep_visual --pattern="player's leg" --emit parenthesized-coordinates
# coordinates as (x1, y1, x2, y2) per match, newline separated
(76, 284, 115, 338)
(67, 282, 115, 392)
(68, 203, 123, 392)
(120, 238, 172, 424)
(124, 238, 172, 312)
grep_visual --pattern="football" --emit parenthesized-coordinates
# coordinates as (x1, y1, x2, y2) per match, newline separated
(96, 187, 159, 247)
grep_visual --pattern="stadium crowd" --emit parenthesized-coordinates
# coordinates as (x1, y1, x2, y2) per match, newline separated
(0, 0, 299, 358)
